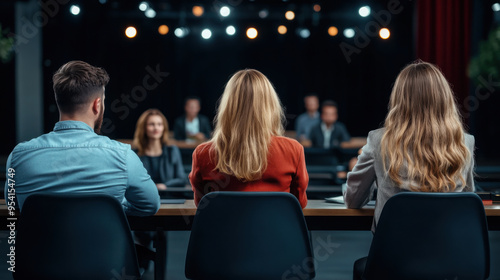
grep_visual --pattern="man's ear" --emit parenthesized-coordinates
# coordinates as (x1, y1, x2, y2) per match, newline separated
(92, 97, 102, 116)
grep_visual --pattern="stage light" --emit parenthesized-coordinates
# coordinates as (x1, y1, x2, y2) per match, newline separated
(201, 29, 212, 39)
(158, 25, 169, 35)
(259, 9, 269, 18)
(328, 26, 338, 36)
(145, 8, 156, 18)
(175, 27, 188, 38)
(344, 28, 355, 38)
(226, 25, 236, 35)
(139, 2, 149, 12)
(278, 25, 287, 35)
(220, 6, 230, 17)
(125, 26, 137, 38)
(379, 28, 390, 39)
(193, 6, 204, 17)
(285, 11, 295, 20)
(246, 27, 258, 39)
(298, 28, 310, 38)
(70, 5, 80, 15)
(359, 6, 371, 17)
(493, 3, 500, 11)
(313, 4, 321, 12)
(99, 0, 107, 4)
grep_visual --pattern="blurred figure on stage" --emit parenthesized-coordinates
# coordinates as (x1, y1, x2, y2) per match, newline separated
(308, 100, 351, 149)
(295, 93, 320, 142)
(173, 96, 212, 142)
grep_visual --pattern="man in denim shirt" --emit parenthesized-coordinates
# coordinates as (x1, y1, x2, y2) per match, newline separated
(5, 61, 160, 216)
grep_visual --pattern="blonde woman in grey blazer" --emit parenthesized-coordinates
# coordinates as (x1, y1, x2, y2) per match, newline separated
(344, 61, 475, 232)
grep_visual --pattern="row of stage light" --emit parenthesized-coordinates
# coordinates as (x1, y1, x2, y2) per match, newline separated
(124, 25, 391, 40)
(69, 2, 392, 40)
(70, 2, 375, 21)
(128, 3, 389, 40)
(71, 1, 500, 20)
(66, 1, 500, 42)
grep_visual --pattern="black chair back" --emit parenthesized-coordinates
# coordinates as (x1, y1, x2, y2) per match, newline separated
(14, 194, 141, 280)
(363, 192, 490, 280)
(185, 192, 315, 280)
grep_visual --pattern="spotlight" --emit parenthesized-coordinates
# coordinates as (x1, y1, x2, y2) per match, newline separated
(285, 11, 295, 20)
(139, 2, 149, 12)
(343, 28, 355, 38)
(175, 27, 189, 38)
(313, 4, 321, 12)
(259, 9, 269, 18)
(70, 5, 80, 15)
(246, 27, 258, 39)
(145, 8, 156, 18)
(298, 28, 310, 38)
(99, 0, 107, 4)
(379, 28, 390, 39)
(278, 25, 287, 35)
(125, 26, 137, 38)
(158, 25, 169, 35)
(359, 6, 371, 17)
(328, 26, 338, 36)
(493, 3, 500, 11)
(201, 29, 212, 39)
(220, 6, 230, 17)
(226, 25, 236, 35)
(193, 6, 204, 17)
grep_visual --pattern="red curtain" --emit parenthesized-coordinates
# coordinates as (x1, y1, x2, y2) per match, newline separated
(417, 0, 472, 113)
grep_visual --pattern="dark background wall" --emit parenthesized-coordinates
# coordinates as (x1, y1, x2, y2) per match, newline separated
(41, 0, 414, 137)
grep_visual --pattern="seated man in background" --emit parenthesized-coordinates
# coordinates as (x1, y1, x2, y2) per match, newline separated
(295, 93, 320, 142)
(309, 100, 351, 149)
(4, 60, 160, 216)
(173, 96, 212, 142)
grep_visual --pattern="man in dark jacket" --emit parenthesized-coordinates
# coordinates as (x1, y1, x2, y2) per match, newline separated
(173, 96, 212, 141)
(309, 100, 351, 149)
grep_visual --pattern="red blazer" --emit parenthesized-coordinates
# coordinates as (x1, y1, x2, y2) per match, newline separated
(189, 136, 309, 208)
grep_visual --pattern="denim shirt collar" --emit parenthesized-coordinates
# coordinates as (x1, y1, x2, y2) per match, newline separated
(53, 120, 94, 133)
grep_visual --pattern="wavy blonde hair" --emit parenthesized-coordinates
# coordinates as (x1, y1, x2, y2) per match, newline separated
(381, 61, 471, 192)
(210, 69, 285, 182)
(133, 109, 170, 156)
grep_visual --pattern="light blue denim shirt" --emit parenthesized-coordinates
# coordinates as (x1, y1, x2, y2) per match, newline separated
(4, 120, 160, 216)
(295, 111, 320, 140)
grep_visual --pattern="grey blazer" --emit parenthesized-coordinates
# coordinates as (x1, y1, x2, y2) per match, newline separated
(344, 128, 475, 232)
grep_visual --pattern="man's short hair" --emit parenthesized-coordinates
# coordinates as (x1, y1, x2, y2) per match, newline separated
(184, 95, 201, 105)
(53, 61, 109, 114)
(321, 100, 338, 110)
(304, 93, 319, 99)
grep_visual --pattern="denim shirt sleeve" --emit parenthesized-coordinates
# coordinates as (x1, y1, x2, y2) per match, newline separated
(122, 149, 160, 216)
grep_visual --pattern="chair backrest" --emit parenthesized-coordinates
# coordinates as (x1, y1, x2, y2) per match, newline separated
(185, 192, 315, 280)
(14, 194, 141, 280)
(363, 192, 490, 280)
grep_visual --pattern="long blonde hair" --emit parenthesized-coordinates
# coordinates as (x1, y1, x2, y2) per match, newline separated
(133, 109, 170, 156)
(210, 69, 285, 182)
(381, 61, 471, 192)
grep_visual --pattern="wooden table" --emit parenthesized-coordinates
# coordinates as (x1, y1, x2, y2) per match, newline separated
(127, 200, 500, 231)
(1, 200, 499, 231)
